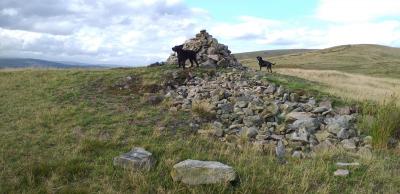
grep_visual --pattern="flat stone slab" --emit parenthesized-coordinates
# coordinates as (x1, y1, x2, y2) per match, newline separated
(336, 162, 360, 167)
(113, 147, 155, 171)
(171, 159, 237, 185)
(334, 169, 349, 176)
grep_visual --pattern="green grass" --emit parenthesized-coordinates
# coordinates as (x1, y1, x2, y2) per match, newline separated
(358, 98, 400, 148)
(1, 66, 400, 193)
(239, 44, 400, 79)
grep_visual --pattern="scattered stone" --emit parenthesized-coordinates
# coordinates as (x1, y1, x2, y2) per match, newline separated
(336, 106, 351, 115)
(292, 151, 304, 159)
(319, 100, 332, 109)
(113, 147, 155, 171)
(171, 159, 237, 185)
(325, 115, 354, 134)
(276, 140, 286, 160)
(243, 115, 263, 127)
(289, 93, 299, 102)
(265, 84, 276, 94)
(337, 128, 350, 139)
(334, 169, 349, 176)
(286, 112, 312, 121)
(312, 107, 328, 114)
(241, 127, 258, 138)
(336, 162, 360, 167)
(289, 118, 320, 133)
(341, 139, 357, 151)
(290, 127, 309, 142)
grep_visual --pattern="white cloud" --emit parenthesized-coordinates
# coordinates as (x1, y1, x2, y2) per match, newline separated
(0, 0, 210, 65)
(1, 0, 400, 66)
(317, 0, 400, 23)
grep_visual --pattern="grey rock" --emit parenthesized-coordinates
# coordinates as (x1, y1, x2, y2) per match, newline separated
(235, 101, 248, 108)
(276, 140, 286, 159)
(341, 139, 357, 151)
(113, 147, 155, 171)
(289, 118, 320, 133)
(312, 107, 328, 114)
(325, 115, 354, 134)
(275, 86, 285, 96)
(290, 127, 309, 142)
(312, 140, 335, 153)
(336, 162, 360, 167)
(336, 106, 351, 115)
(171, 160, 237, 185)
(218, 103, 233, 114)
(286, 112, 312, 121)
(292, 151, 304, 159)
(319, 100, 332, 109)
(289, 93, 299, 102)
(213, 122, 224, 137)
(243, 115, 263, 127)
(241, 127, 259, 138)
(265, 84, 276, 94)
(337, 128, 350, 139)
(334, 169, 349, 176)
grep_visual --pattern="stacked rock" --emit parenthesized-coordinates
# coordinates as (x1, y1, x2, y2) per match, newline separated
(166, 30, 245, 69)
(163, 70, 372, 158)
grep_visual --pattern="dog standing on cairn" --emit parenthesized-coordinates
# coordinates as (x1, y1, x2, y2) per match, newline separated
(256, 56, 275, 72)
(172, 45, 199, 69)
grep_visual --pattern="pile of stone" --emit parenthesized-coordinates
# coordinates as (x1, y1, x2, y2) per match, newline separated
(164, 70, 373, 158)
(166, 30, 245, 70)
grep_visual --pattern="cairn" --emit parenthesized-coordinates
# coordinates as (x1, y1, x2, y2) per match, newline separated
(166, 30, 245, 69)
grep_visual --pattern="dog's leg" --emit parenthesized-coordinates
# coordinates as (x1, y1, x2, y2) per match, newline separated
(189, 59, 194, 68)
(194, 59, 199, 67)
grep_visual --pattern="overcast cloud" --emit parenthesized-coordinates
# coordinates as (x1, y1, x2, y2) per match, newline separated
(0, 0, 399, 66)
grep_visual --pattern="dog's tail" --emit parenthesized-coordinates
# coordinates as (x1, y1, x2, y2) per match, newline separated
(272, 63, 276, 66)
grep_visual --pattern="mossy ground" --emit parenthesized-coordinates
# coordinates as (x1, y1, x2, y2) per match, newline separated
(1, 66, 400, 193)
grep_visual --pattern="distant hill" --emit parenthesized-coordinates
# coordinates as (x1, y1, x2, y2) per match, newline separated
(239, 44, 400, 79)
(0, 58, 111, 69)
(234, 49, 316, 61)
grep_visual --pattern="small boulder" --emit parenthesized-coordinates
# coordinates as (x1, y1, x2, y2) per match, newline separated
(113, 147, 155, 171)
(334, 169, 349, 176)
(241, 127, 258, 138)
(286, 112, 312, 122)
(171, 159, 237, 185)
(289, 93, 299, 102)
(341, 139, 357, 151)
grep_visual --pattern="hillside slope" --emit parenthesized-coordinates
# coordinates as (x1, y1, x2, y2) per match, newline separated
(1, 66, 400, 193)
(239, 44, 400, 78)
(0, 58, 109, 69)
(235, 49, 315, 61)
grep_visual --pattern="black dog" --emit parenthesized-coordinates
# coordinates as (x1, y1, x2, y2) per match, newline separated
(256, 56, 275, 72)
(172, 45, 199, 69)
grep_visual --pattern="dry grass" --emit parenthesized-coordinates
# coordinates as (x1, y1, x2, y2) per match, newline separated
(275, 68, 400, 104)
(192, 100, 216, 120)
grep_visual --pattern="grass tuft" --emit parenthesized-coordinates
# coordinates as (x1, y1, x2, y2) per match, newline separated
(192, 100, 216, 121)
(359, 97, 400, 148)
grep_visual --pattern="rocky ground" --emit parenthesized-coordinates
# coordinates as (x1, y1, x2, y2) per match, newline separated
(160, 68, 372, 160)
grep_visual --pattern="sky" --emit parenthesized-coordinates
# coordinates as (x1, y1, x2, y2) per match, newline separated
(0, 0, 400, 66)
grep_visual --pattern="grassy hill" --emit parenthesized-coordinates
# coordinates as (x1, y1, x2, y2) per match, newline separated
(0, 58, 110, 69)
(239, 44, 400, 79)
(1, 66, 400, 193)
(234, 49, 315, 61)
